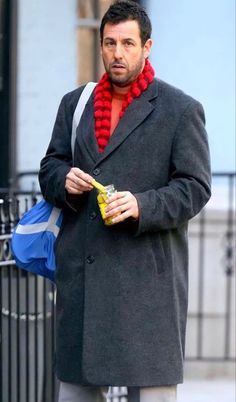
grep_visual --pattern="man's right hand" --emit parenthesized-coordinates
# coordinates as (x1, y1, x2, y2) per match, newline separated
(65, 167, 94, 195)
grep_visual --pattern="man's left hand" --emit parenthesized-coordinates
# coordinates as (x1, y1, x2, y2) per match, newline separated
(105, 191, 139, 224)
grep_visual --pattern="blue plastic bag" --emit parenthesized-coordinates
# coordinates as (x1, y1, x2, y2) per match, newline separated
(10, 82, 97, 281)
(11, 199, 63, 281)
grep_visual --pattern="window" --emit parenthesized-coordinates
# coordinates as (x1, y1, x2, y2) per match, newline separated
(76, 0, 112, 84)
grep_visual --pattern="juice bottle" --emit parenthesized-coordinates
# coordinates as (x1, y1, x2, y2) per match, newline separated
(96, 184, 117, 225)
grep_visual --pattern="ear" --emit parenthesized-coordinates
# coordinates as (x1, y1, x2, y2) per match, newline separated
(143, 38, 153, 59)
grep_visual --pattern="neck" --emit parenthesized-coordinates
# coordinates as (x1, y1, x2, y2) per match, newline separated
(112, 83, 131, 95)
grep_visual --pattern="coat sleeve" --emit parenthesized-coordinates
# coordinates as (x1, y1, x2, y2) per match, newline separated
(134, 100, 211, 235)
(38, 90, 83, 210)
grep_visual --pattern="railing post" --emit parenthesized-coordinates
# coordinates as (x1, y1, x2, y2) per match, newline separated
(224, 174, 235, 359)
(0, 199, 6, 235)
(197, 208, 205, 360)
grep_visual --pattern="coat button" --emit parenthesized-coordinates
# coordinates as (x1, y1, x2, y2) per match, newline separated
(93, 168, 100, 176)
(89, 211, 97, 220)
(86, 256, 95, 264)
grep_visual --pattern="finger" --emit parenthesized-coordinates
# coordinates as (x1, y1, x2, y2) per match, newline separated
(69, 176, 93, 189)
(66, 177, 90, 193)
(67, 170, 93, 189)
(67, 176, 93, 191)
(66, 186, 83, 195)
(105, 193, 131, 212)
(65, 181, 81, 192)
(105, 191, 128, 204)
(105, 200, 130, 217)
(105, 193, 130, 209)
(111, 209, 132, 224)
(76, 178, 93, 191)
(72, 168, 94, 184)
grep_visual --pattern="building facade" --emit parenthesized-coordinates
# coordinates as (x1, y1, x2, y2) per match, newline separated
(0, 4, 235, 400)
(1, 0, 235, 188)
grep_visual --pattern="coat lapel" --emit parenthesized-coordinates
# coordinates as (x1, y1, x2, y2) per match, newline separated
(96, 79, 159, 165)
(76, 79, 159, 165)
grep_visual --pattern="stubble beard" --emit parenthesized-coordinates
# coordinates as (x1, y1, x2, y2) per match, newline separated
(104, 56, 145, 87)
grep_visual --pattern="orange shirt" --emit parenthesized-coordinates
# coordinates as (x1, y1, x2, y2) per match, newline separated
(110, 87, 130, 136)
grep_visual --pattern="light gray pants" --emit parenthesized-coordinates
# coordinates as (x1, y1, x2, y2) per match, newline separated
(58, 382, 177, 402)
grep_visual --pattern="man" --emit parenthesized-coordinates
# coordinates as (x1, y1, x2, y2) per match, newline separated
(39, 1, 211, 401)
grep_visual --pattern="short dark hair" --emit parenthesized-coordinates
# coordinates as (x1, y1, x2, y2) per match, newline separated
(100, 0, 152, 46)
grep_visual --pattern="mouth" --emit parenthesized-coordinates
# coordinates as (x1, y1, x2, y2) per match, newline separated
(111, 64, 126, 70)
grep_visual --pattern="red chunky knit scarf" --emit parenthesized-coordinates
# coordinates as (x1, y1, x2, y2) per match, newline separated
(94, 59, 155, 152)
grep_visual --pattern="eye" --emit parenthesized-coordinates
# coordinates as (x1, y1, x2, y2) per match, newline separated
(104, 40, 115, 48)
(124, 40, 135, 47)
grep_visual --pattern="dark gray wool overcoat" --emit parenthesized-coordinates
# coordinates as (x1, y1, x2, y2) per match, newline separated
(39, 78, 211, 387)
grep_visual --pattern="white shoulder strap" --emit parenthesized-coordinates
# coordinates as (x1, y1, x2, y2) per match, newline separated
(71, 82, 97, 160)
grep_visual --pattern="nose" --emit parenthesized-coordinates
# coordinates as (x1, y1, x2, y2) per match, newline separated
(114, 44, 123, 59)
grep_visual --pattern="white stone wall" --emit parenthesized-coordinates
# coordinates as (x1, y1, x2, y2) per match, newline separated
(17, 0, 77, 188)
(147, 0, 235, 173)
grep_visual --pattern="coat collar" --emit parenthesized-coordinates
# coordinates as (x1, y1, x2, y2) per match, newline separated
(76, 78, 159, 165)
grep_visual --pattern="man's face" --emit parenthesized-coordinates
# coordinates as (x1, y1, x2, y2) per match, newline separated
(101, 20, 152, 87)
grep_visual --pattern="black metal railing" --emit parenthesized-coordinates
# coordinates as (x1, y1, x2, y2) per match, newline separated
(185, 173, 235, 362)
(0, 172, 235, 402)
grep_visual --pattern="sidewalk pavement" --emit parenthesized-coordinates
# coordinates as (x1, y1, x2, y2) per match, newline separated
(177, 379, 235, 402)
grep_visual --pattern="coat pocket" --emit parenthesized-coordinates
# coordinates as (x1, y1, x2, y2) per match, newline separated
(149, 232, 170, 275)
